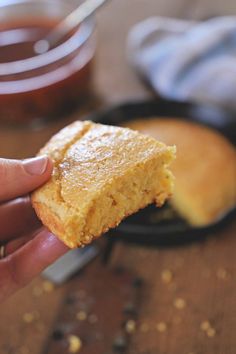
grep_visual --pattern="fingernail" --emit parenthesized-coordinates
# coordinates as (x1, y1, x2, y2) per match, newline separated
(23, 156, 48, 175)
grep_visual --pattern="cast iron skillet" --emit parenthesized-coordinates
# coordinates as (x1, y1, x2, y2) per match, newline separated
(88, 98, 236, 246)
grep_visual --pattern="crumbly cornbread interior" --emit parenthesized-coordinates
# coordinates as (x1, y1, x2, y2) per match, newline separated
(125, 118, 236, 226)
(32, 121, 175, 248)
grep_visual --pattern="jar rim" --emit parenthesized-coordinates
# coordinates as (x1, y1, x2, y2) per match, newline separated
(0, 0, 95, 76)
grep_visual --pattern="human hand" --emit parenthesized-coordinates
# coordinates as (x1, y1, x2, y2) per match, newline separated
(0, 157, 69, 302)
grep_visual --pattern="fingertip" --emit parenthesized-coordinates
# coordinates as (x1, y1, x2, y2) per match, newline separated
(0, 157, 54, 202)
(43, 156, 54, 179)
(6, 229, 69, 285)
(1, 229, 69, 297)
(23, 155, 53, 176)
(39, 230, 70, 254)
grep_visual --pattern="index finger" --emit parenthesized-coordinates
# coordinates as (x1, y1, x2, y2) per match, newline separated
(0, 230, 69, 301)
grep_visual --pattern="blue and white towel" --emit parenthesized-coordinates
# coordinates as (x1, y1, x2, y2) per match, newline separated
(127, 16, 236, 110)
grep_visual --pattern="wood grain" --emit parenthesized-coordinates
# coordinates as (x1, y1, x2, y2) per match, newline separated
(110, 223, 236, 354)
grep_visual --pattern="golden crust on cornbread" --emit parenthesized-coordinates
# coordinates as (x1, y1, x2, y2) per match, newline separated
(31, 121, 175, 248)
(125, 118, 236, 226)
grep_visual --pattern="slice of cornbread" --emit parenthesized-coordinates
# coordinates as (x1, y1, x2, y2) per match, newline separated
(31, 121, 175, 248)
(125, 118, 236, 226)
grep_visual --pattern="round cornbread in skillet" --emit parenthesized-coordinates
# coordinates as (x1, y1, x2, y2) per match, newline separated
(31, 121, 175, 248)
(125, 118, 236, 226)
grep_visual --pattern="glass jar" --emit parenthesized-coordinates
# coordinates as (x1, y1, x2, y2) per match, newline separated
(0, 0, 96, 125)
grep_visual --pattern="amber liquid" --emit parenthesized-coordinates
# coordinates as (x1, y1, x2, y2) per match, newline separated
(0, 21, 55, 62)
(0, 19, 93, 124)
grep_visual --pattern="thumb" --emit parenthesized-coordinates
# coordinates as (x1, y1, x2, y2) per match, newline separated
(0, 156, 53, 202)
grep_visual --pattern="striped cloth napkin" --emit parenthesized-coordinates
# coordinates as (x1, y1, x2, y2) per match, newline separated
(127, 16, 236, 110)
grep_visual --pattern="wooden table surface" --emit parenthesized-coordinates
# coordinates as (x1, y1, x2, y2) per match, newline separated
(0, 1, 236, 354)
